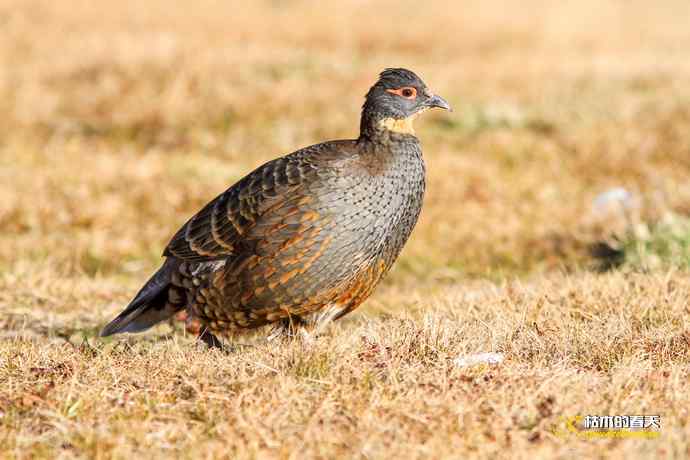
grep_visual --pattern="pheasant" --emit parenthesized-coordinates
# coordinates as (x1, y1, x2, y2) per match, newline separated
(101, 68, 451, 346)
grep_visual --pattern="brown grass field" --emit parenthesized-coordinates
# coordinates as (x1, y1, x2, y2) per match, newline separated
(2, 0, 690, 458)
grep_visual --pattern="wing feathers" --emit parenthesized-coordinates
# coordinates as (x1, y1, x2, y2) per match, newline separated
(163, 152, 321, 263)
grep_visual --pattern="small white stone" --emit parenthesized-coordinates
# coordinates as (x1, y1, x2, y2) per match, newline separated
(592, 187, 638, 215)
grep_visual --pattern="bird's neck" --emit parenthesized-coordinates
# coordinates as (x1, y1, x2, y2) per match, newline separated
(359, 111, 419, 144)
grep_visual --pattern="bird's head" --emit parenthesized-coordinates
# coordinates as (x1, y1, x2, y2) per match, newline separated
(360, 68, 451, 139)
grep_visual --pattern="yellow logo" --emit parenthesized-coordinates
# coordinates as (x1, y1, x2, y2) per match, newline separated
(551, 415, 661, 439)
(551, 416, 583, 438)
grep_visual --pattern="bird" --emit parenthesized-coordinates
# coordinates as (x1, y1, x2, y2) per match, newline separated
(101, 68, 451, 347)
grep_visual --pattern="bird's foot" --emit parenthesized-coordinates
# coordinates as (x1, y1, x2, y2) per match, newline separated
(197, 328, 230, 352)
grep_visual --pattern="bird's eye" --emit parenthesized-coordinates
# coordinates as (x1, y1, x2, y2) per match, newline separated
(386, 87, 417, 99)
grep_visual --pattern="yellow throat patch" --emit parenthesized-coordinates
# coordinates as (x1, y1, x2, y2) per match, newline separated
(377, 107, 429, 135)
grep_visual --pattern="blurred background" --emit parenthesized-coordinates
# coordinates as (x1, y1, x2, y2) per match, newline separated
(1, 0, 689, 318)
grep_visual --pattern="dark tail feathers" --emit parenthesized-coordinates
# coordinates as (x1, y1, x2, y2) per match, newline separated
(100, 258, 185, 337)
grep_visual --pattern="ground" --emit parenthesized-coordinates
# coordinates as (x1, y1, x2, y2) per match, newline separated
(1, 1, 690, 458)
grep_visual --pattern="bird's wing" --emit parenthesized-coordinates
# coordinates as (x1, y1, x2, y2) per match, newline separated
(163, 148, 334, 263)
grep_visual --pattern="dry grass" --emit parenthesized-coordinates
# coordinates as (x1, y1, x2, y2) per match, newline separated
(4, 271, 690, 459)
(2, 0, 690, 458)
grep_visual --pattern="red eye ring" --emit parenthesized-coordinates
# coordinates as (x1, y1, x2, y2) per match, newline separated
(386, 87, 417, 100)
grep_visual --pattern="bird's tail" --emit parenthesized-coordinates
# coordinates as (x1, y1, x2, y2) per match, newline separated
(100, 258, 186, 337)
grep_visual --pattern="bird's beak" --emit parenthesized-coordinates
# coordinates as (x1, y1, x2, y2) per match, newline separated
(425, 94, 452, 112)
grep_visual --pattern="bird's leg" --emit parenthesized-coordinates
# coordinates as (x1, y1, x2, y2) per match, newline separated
(267, 315, 307, 342)
(297, 307, 339, 347)
(198, 327, 224, 350)
(272, 304, 347, 345)
(309, 304, 346, 337)
(267, 305, 346, 345)
(269, 320, 315, 347)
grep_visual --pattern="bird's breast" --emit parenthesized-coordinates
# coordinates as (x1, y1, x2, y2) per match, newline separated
(310, 144, 426, 275)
